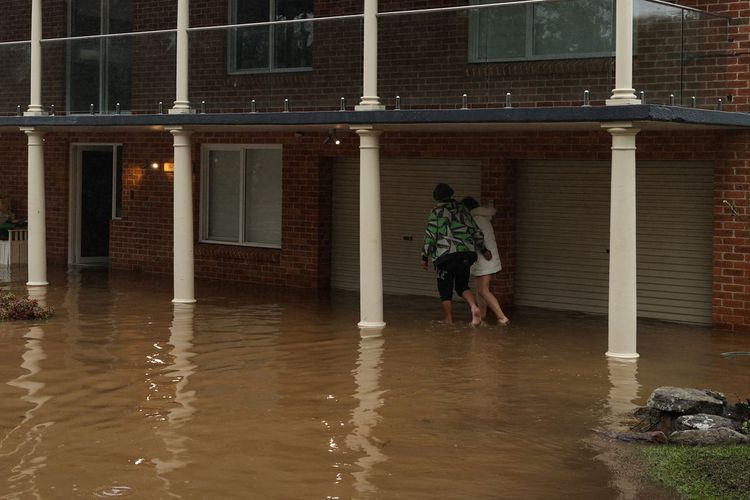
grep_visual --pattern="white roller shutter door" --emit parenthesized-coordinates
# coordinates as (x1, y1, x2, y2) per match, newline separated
(332, 158, 481, 296)
(515, 160, 713, 325)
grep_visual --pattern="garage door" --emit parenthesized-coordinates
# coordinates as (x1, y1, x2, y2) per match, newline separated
(332, 158, 481, 296)
(515, 160, 713, 325)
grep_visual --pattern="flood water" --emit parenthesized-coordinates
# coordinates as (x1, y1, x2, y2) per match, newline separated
(1, 267, 749, 499)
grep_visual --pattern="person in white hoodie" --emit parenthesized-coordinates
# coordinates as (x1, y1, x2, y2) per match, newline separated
(461, 196, 510, 326)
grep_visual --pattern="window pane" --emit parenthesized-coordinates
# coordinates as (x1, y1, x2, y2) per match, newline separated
(244, 149, 282, 246)
(106, 37, 133, 111)
(235, 0, 270, 70)
(235, 27, 271, 70)
(207, 151, 241, 242)
(472, 2, 527, 60)
(273, 0, 314, 69)
(107, 0, 132, 111)
(72, 0, 101, 36)
(69, 39, 101, 113)
(533, 0, 613, 56)
(108, 0, 132, 34)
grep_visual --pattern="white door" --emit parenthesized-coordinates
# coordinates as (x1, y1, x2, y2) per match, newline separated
(332, 158, 482, 296)
(515, 160, 713, 325)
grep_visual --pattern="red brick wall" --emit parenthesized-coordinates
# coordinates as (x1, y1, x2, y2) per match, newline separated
(0, 133, 28, 217)
(3, 127, 750, 331)
(714, 130, 750, 330)
(1, 0, 746, 114)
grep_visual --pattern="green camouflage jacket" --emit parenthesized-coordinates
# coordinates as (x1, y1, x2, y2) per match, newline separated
(421, 200, 487, 265)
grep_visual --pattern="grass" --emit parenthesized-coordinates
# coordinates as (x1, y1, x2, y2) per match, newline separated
(639, 445, 750, 500)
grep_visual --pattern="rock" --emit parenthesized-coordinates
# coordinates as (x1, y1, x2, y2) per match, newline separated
(647, 387, 725, 416)
(630, 406, 663, 432)
(669, 427, 750, 446)
(615, 431, 669, 444)
(704, 389, 727, 404)
(674, 413, 738, 432)
(724, 402, 750, 421)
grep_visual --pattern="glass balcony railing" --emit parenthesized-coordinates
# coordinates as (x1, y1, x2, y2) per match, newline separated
(633, 0, 730, 107)
(0, 0, 735, 117)
(379, 1, 616, 108)
(0, 42, 30, 116)
(187, 16, 363, 113)
(39, 31, 176, 115)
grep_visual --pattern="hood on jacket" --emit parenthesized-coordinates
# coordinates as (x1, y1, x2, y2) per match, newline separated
(471, 206, 496, 218)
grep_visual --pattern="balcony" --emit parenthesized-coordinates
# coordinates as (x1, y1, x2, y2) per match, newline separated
(0, 0, 740, 127)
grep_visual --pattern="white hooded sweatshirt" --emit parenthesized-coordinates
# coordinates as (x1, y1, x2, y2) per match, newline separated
(470, 206, 502, 276)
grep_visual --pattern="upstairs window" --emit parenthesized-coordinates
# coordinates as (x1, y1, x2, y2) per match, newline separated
(68, 0, 133, 113)
(229, 0, 314, 73)
(469, 0, 615, 62)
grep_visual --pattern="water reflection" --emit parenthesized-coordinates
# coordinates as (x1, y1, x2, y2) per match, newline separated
(605, 358, 640, 430)
(0, 269, 747, 498)
(594, 358, 642, 500)
(152, 304, 197, 495)
(346, 328, 387, 498)
(0, 287, 52, 499)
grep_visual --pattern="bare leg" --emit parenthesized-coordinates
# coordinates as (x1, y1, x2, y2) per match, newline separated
(460, 289, 482, 327)
(476, 275, 509, 325)
(476, 291, 487, 319)
(441, 300, 453, 323)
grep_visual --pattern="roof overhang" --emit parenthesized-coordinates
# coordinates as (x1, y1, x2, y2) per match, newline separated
(0, 105, 747, 134)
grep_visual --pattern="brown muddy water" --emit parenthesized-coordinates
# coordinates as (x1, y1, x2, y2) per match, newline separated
(1, 267, 749, 500)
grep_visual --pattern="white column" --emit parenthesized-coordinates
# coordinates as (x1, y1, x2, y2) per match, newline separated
(170, 128, 196, 303)
(170, 0, 193, 114)
(605, 124, 639, 358)
(356, 127, 385, 328)
(25, 0, 44, 116)
(356, 0, 385, 111)
(22, 128, 47, 286)
(607, 0, 640, 105)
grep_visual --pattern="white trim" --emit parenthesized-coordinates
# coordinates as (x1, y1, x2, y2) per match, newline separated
(69, 143, 122, 265)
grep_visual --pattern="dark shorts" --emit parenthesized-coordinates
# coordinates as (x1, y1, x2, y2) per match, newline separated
(435, 254, 475, 301)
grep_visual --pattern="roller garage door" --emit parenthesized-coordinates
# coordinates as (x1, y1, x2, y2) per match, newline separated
(515, 160, 713, 325)
(332, 158, 481, 296)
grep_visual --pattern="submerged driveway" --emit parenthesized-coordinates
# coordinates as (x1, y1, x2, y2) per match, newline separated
(0, 266, 748, 498)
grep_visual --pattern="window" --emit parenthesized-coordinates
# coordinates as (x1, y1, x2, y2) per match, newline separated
(68, 0, 133, 113)
(229, 0, 314, 73)
(469, 0, 614, 62)
(201, 145, 283, 248)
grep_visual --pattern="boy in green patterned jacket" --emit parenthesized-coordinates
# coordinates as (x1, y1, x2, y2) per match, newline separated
(420, 183, 492, 326)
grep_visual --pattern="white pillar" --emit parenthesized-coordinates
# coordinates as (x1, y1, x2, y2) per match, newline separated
(356, 127, 385, 328)
(170, 0, 193, 114)
(607, 0, 640, 105)
(605, 124, 639, 358)
(25, 0, 44, 116)
(170, 128, 196, 303)
(356, 0, 385, 111)
(22, 128, 47, 286)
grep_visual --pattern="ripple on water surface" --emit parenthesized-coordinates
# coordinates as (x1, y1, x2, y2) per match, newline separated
(0, 268, 748, 498)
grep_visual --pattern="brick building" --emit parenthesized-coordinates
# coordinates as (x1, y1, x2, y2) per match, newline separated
(1, 0, 749, 357)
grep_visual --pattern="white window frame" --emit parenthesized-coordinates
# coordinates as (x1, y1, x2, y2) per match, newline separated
(468, 0, 617, 63)
(227, 0, 313, 74)
(200, 144, 283, 249)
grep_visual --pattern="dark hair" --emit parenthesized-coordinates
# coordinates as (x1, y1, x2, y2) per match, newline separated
(432, 183, 454, 202)
(461, 196, 479, 211)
